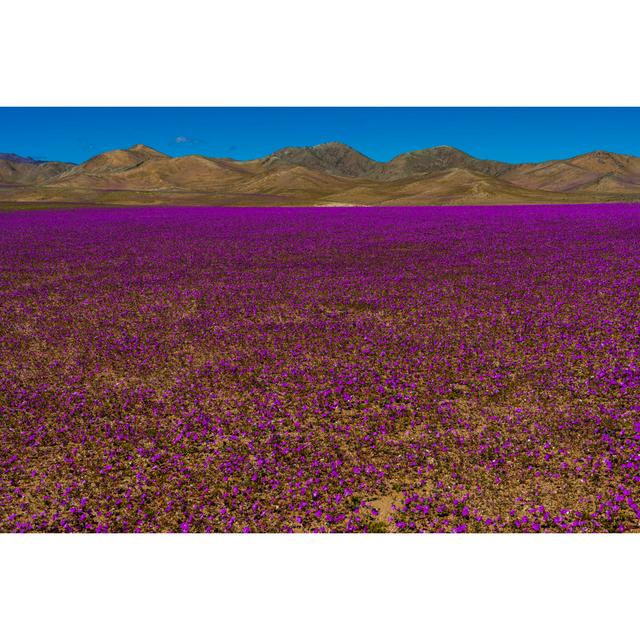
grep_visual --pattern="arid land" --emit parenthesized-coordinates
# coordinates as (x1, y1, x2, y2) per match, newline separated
(3, 143, 640, 208)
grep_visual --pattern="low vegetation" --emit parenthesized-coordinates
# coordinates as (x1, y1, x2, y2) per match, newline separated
(0, 204, 638, 532)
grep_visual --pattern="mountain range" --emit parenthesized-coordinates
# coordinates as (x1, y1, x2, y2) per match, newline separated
(2, 142, 640, 207)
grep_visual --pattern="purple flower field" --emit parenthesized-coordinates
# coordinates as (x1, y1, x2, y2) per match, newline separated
(1, 204, 639, 532)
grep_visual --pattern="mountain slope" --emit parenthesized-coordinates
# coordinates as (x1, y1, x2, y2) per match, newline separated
(55, 154, 252, 191)
(3, 143, 640, 207)
(0, 153, 47, 164)
(500, 151, 640, 193)
(74, 144, 169, 174)
(259, 142, 382, 178)
(372, 146, 515, 180)
(257, 143, 516, 181)
(234, 165, 360, 197)
(0, 158, 75, 185)
(322, 168, 563, 205)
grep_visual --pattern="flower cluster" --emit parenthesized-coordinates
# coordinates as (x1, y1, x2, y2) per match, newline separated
(0, 204, 638, 532)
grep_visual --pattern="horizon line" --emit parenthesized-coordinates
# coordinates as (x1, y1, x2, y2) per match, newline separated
(2, 141, 637, 167)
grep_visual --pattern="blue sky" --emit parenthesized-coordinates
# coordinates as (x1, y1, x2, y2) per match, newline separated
(2, 107, 640, 164)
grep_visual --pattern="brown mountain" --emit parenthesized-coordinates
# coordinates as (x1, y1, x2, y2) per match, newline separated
(500, 150, 640, 193)
(234, 165, 362, 201)
(0, 153, 47, 164)
(56, 152, 253, 191)
(568, 150, 640, 174)
(0, 156, 75, 186)
(2, 143, 640, 207)
(371, 146, 514, 180)
(257, 143, 513, 181)
(319, 168, 563, 206)
(74, 144, 169, 174)
(260, 142, 382, 178)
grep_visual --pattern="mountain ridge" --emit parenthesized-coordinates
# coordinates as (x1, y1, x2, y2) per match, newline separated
(3, 143, 640, 207)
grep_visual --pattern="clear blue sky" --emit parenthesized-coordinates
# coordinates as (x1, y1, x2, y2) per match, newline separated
(2, 107, 639, 165)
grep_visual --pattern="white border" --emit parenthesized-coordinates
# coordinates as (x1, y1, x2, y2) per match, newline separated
(1, 534, 638, 639)
(3, 0, 640, 106)
(2, 2, 639, 638)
